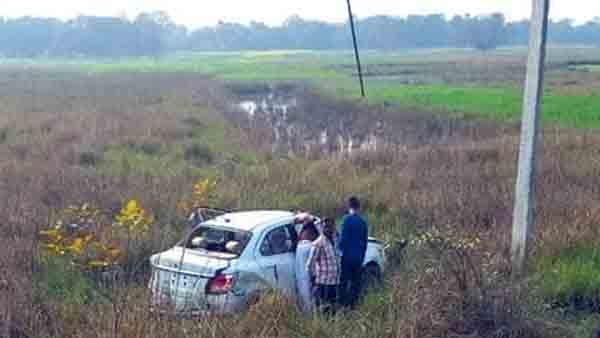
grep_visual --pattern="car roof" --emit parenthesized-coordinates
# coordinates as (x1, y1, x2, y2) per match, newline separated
(204, 210, 295, 232)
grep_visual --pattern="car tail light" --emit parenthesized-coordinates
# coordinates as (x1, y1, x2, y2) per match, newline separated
(206, 273, 235, 294)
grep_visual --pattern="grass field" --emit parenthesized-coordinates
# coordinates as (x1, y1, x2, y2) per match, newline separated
(2, 48, 600, 337)
(6, 46, 600, 128)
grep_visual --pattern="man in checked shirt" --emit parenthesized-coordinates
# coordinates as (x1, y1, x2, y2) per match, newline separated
(306, 218, 341, 314)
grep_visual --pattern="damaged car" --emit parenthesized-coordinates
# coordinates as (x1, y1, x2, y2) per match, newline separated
(148, 210, 386, 315)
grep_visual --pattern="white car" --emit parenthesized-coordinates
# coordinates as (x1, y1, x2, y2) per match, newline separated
(148, 210, 385, 315)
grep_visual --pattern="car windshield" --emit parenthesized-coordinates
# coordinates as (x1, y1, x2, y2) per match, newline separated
(181, 224, 252, 257)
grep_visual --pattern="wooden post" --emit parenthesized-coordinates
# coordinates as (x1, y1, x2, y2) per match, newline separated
(511, 0, 550, 276)
(345, 0, 366, 98)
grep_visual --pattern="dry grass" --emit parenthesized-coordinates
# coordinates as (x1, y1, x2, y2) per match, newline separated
(1, 69, 599, 337)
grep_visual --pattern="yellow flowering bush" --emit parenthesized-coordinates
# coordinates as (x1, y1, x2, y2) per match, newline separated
(39, 199, 154, 271)
(177, 178, 217, 215)
(39, 203, 122, 270)
(113, 199, 154, 236)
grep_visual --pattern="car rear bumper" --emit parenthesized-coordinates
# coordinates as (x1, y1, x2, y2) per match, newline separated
(149, 306, 214, 318)
(149, 290, 248, 315)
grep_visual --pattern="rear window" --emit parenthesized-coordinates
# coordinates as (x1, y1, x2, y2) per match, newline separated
(182, 225, 252, 257)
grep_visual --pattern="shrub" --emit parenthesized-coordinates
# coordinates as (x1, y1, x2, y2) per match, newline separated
(39, 200, 155, 285)
(78, 151, 102, 167)
(184, 143, 214, 165)
(177, 178, 218, 215)
(398, 232, 558, 338)
(126, 141, 162, 156)
(139, 142, 162, 156)
(34, 256, 102, 305)
(183, 116, 208, 139)
(0, 127, 8, 144)
(536, 245, 600, 312)
(182, 116, 207, 129)
(226, 82, 271, 96)
(39, 203, 123, 270)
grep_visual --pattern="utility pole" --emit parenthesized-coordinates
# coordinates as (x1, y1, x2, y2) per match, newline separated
(345, 0, 365, 98)
(511, 0, 551, 276)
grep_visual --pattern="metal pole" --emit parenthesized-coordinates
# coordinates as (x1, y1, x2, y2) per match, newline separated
(345, 0, 366, 98)
(511, 0, 550, 276)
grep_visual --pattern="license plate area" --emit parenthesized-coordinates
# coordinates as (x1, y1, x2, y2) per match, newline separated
(155, 270, 209, 311)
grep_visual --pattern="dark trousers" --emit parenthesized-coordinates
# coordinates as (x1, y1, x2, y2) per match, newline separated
(314, 284, 338, 314)
(340, 260, 363, 308)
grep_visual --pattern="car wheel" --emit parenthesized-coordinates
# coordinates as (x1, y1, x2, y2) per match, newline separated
(362, 264, 382, 290)
(246, 291, 261, 308)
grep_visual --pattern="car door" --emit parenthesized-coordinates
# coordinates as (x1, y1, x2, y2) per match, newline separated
(255, 224, 297, 297)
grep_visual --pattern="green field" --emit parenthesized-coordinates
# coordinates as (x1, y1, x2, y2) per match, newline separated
(573, 64, 600, 72)
(6, 47, 600, 128)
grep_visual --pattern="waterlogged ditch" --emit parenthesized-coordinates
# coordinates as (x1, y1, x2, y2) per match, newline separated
(224, 82, 508, 158)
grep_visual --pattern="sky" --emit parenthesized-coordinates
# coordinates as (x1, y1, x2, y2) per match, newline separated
(2, 0, 599, 28)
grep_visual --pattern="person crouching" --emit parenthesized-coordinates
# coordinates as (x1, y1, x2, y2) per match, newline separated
(306, 218, 341, 315)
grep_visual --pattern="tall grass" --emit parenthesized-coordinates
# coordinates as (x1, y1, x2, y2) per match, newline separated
(1, 69, 599, 337)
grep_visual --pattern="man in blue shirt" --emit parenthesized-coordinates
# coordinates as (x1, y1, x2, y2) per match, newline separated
(338, 196, 368, 308)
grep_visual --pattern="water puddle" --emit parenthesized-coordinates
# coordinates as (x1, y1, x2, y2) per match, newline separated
(226, 82, 499, 158)
(230, 85, 389, 157)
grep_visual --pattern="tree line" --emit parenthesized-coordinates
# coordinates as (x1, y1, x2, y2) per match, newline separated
(0, 12, 599, 58)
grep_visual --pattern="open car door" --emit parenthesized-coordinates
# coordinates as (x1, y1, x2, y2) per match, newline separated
(255, 224, 298, 296)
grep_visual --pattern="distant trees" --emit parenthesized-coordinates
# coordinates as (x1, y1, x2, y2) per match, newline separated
(577, 18, 600, 46)
(0, 17, 62, 57)
(506, 20, 530, 45)
(0, 11, 184, 58)
(0, 12, 599, 57)
(187, 14, 599, 51)
(466, 14, 507, 51)
(55, 16, 139, 57)
(355, 13, 505, 51)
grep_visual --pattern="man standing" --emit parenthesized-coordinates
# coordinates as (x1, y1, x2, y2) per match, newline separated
(338, 196, 368, 308)
(295, 220, 319, 314)
(306, 218, 340, 314)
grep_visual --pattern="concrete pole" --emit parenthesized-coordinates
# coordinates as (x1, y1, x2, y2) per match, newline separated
(511, 0, 551, 276)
